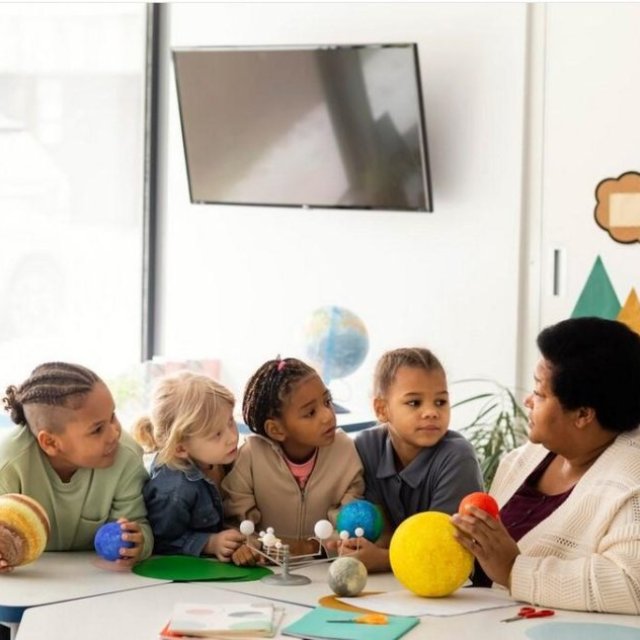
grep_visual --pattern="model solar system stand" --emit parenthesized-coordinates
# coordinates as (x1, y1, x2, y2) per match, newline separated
(239, 519, 365, 586)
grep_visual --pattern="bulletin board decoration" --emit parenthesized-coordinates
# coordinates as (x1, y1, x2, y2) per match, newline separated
(594, 171, 640, 244)
(617, 288, 640, 335)
(571, 256, 621, 319)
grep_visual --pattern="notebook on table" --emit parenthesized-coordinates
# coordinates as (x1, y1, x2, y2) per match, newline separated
(282, 606, 419, 640)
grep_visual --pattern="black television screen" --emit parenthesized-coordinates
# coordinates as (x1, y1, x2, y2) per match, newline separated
(172, 44, 432, 212)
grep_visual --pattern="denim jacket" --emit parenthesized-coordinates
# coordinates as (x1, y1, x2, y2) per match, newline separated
(143, 456, 224, 556)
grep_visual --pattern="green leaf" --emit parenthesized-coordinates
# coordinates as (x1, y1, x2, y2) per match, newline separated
(451, 379, 528, 487)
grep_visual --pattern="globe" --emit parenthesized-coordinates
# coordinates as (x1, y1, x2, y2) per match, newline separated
(304, 306, 369, 382)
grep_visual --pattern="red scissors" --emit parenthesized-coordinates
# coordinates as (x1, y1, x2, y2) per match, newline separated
(500, 606, 555, 623)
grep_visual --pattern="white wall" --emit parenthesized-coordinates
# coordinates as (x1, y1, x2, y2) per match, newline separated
(158, 3, 528, 410)
(518, 3, 640, 385)
(539, 3, 640, 322)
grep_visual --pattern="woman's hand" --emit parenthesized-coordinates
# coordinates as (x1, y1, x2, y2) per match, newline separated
(205, 529, 245, 562)
(451, 506, 520, 587)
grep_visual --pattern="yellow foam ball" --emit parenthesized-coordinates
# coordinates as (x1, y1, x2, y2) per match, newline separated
(0, 493, 50, 566)
(389, 511, 473, 597)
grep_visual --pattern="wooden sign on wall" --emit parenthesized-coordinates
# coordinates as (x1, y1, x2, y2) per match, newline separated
(595, 171, 640, 244)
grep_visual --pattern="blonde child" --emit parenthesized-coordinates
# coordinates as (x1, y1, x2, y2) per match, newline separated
(133, 371, 244, 561)
(342, 347, 483, 571)
(0, 362, 152, 572)
(222, 357, 364, 564)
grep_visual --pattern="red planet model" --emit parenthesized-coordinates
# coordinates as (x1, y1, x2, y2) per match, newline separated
(458, 492, 500, 520)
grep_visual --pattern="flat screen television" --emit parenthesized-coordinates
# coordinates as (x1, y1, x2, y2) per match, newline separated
(172, 44, 433, 212)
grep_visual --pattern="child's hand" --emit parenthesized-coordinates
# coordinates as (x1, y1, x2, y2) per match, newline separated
(205, 529, 245, 562)
(0, 525, 18, 572)
(337, 537, 390, 573)
(231, 543, 262, 566)
(113, 517, 144, 568)
(0, 555, 14, 574)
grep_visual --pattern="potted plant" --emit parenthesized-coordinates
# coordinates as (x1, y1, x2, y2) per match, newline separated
(451, 379, 529, 487)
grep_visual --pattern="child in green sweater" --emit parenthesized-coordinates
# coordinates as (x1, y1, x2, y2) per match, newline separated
(0, 362, 152, 572)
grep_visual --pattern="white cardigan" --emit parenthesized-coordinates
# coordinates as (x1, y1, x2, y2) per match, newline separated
(490, 428, 640, 614)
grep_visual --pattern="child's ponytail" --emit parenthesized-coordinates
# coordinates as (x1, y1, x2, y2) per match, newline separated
(131, 415, 158, 453)
(3, 385, 26, 426)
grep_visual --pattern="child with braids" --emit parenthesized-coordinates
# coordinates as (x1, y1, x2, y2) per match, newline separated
(222, 357, 364, 564)
(0, 362, 152, 572)
(133, 371, 244, 561)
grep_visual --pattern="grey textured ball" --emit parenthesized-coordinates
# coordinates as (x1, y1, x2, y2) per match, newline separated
(328, 557, 368, 596)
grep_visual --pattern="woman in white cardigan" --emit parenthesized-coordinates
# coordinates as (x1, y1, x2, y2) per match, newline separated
(452, 317, 640, 614)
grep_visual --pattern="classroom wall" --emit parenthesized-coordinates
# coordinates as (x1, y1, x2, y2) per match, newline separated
(157, 3, 528, 410)
(518, 3, 640, 385)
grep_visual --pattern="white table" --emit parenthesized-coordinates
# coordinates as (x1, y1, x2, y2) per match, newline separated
(216, 562, 640, 639)
(9, 556, 640, 640)
(216, 560, 401, 607)
(0, 552, 169, 637)
(15, 583, 310, 640)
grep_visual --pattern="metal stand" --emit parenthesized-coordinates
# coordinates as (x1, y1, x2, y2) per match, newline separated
(260, 545, 311, 586)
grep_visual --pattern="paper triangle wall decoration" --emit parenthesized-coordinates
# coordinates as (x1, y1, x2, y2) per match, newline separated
(617, 289, 640, 335)
(571, 256, 621, 319)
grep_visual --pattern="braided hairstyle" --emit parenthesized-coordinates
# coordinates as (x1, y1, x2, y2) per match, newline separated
(3, 362, 100, 432)
(242, 357, 317, 436)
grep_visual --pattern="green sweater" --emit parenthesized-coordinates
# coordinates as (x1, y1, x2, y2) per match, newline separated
(0, 426, 153, 559)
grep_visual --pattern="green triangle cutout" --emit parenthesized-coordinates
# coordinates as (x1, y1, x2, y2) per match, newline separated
(571, 256, 621, 319)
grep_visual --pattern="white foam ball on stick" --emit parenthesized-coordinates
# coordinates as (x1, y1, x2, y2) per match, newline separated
(339, 530, 350, 541)
(262, 532, 277, 547)
(239, 520, 255, 536)
(355, 527, 364, 538)
(266, 527, 275, 534)
(314, 519, 334, 540)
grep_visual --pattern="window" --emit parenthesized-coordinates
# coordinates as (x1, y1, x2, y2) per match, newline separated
(0, 4, 147, 420)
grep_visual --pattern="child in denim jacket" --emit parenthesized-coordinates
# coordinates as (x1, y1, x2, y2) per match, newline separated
(133, 371, 244, 560)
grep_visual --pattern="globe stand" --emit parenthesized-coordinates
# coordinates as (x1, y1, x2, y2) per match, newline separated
(260, 545, 311, 586)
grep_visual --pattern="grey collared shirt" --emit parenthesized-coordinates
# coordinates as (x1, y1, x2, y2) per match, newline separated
(354, 425, 484, 529)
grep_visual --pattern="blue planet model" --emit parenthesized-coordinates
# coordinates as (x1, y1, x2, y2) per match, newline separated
(336, 500, 384, 542)
(94, 522, 133, 561)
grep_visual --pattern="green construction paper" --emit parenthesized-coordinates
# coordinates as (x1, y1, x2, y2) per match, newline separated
(282, 606, 419, 640)
(526, 622, 640, 640)
(132, 555, 272, 582)
(571, 256, 621, 319)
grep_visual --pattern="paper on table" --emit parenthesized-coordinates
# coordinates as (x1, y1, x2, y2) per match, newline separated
(168, 602, 278, 636)
(337, 587, 515, 617)
(282, 606, 419, 640)
(526, 622, 640, 640)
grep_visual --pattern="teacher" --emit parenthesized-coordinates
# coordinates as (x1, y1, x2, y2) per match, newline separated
(452, 317, 640, 614)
